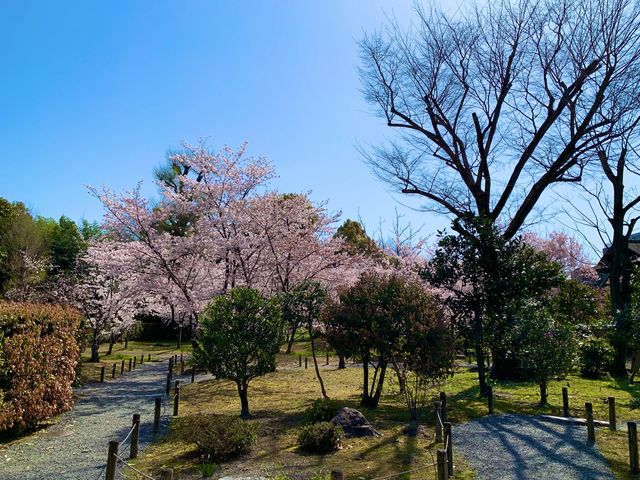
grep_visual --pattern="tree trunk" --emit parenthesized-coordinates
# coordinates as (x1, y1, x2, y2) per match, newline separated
(177, 325, 182, 349)
(539, 381, 548, 405)
(474, 308, 488, 394)
(361, 351, 371, 406)
(309, 325, 329, 399)
(371, 361, 387, 408)
(237, 382, 250, 418)
(630, 352, 640, 384)
(107, 333, 114, 355)
(91, 330, 100, 363)
(286, 324, 298, 354)
(338, 355, 346, 369)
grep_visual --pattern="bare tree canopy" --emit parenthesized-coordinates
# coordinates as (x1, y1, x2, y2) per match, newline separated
(359, 0, 640, 239)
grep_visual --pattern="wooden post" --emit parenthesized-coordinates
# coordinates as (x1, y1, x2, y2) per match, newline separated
(437, 449, 449, 480)
(133, 356, 137, 368)
(435, 400, 443, 443)
(444, 421, 453, 476)
(154, 397, 162, 432)
(130, 413, 140, 459)
(629, 422, 639, 473)
(299, 354, 302, 367)
(140, 354, 144, 365)
(326, 351, 329, 365)
(562, 387, 570, 417)
(125, 338, 128, 349)
(166, 372, 172, 395)
(586, 402, 595, 442)
(180, 358, 184, 374)
(173, 385, 180, 416)
(191, 364, 196, 383)
(488, 386, 494, 415)
(305, 357, 308, 369)
(147, 353, 151, 362)
(128, 358, 132, 372)
(105, 440, 119, 480)
(160, 468, 173, 480)
(111, 363, 116, 378)
(169, 357, 174, 373)
(100, 366, 105, 383)
(120, 360, 125, 375)
(608, 397, 617, 431)
(331, 469, 343, 480)
(180, 353, 183, 364)
(440, 391, 447, 424)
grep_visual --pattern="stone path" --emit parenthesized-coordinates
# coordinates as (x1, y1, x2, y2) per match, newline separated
(0, 358, 177, 480)
(453, 414, 614, 480)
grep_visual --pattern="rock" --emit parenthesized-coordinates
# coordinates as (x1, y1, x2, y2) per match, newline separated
(330, 407, 380, 437)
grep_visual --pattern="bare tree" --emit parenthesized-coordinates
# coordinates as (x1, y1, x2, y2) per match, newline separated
(359, 0, 640, 239)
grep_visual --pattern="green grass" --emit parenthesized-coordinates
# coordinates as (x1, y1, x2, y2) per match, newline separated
(79, 339, 189, 383)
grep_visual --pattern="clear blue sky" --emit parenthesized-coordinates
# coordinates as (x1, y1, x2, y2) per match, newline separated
(0, 1, 607, 250)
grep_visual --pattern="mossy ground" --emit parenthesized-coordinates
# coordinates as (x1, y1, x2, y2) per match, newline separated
(129, 350, 640, 480)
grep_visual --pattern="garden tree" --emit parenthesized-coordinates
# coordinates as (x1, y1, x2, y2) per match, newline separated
(283, 281, 329, 398)
(359, 0, 640, 241)
(511, 302, 578, 404)
(47, 216, 85, 274)
(75, 242, 139, 362)
(523, 232, 597, 281)
(193, 288, 282, 418)
(427, 216, 563, 392)
(325, 272, 448, 408)
(335, 219, 381, 258)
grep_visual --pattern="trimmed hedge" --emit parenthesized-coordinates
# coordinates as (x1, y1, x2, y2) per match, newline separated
(0, 302, 83, 432)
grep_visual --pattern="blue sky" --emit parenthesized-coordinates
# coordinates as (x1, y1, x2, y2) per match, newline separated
(0, 1, 444, 239)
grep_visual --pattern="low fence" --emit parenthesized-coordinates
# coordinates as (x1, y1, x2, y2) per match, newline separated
(99, 354, 153, 384)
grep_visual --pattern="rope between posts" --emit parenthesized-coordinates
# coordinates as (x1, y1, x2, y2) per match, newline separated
(113, 454, 156, 480)
(369, 461, 439, 480)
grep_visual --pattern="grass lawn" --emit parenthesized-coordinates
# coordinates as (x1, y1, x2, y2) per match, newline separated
(79, 339, 190, 384)
(129, 350, 640, 480)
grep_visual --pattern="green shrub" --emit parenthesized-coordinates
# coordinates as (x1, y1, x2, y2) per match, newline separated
(0, 303, 82, 432)
(580, 337, 614, 378)
(303, 398, 343, 424)
(174, 414, 258, 461)
(297, 422, 342, 453)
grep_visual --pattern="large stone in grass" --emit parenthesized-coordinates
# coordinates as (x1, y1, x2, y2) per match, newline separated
(331, 407, 380, 437)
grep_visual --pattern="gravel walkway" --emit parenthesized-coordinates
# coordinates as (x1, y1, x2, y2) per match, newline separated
(1, 358, 176, 480)
(453, 414, 614, 480)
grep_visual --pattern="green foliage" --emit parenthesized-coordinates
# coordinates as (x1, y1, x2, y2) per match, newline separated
(47, 216, 84, 274)
(0, 302, 83, 432)
(199, 461, 217, 477)
(193, 287, 283, 417)
(580, 337, 615, 379)
(297, 421, 342, 453)
(304, 398, 343, 424)
(335, 219, 381, 258)
(174, 414, 258, 462)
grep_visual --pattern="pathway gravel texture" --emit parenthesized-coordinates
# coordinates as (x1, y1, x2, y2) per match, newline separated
(453, 414, 614, 480)
(0, 358, 178, 480)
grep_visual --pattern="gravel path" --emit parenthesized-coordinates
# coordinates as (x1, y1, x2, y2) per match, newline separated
(0, 358, 177, 480)
(453, 414, 614, 480)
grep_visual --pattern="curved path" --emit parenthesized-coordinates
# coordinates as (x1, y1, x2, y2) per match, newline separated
(453, 414, 614, 480)
(0, 358, 176, 480)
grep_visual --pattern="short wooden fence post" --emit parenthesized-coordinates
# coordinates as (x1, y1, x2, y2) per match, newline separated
(437, 448, 449, 480)
(435, 400, 443, 443)
(173, 381, 180, 416)
(100, 366, 105, 383)
(305, 357, 308, 369)
(133, 356, 137, 368)
(609, 397, 617, 431)
(120, 360, 125, 375)
(440, 391, 448, 423)
(130, 413, 140, 459)
(160, 468, 173, 480)
(298, 355, 302, 367)
(444, 421, 453, 476)
(331, 469, 343, 480)
(180, 358, 184, 374)
(166, 372, 172, 395)
(128, 358, 132, 372)
(326, 351, 329, 366)
(111, 363, 116, 378)
(147, 353, 151, 362)
(105, 440, 119, 480)
(629, 422, 639, 473)
(140, 354, 144, 365)
(562, 387, 570, 417)
(169, 357, 174, 373)
(488, 386, 494, 415)
(586, 402, 595, 442)
(191, 363, 196, 383)
(154, 396, 162, 432)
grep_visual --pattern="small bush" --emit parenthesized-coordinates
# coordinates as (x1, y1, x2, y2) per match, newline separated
(580, 338, 614, 378)
(174, 414, 258, 461)
(297, 422, 342, 453)
(303, 398, 343, 424)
